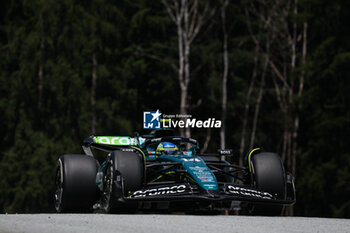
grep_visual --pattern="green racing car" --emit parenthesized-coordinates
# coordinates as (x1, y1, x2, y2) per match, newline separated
(54, 129, 295, 215)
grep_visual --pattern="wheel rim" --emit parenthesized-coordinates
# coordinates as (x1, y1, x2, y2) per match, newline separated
(54, 165, 63, 212)
(248, 161, 256, 214)
(103, 164, 114, 212)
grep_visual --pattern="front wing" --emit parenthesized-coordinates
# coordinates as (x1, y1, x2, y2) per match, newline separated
(121, 183, 295, 205)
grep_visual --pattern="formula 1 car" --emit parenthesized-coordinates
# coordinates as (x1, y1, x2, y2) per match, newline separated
(54, 129, 295, 215)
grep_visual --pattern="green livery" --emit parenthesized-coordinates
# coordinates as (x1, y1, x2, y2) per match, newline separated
(54, 129, 296, 214)
(94, 136, 137, 146)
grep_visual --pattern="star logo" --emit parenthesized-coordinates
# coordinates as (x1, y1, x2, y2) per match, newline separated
(151, 109, 161, 122)
(143, 110, 162, 129)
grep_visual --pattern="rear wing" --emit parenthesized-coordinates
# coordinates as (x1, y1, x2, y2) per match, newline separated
(93, 136, 138, 146)
(82, 136, 143, 156)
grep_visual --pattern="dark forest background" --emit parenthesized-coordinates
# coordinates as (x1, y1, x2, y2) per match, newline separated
(0, 0, 349, 217)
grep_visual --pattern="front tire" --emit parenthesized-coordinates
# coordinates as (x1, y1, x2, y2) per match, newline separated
(54, 154, 98, 213)
(103, 150, 144, 213)
(249, 152, 286, 216)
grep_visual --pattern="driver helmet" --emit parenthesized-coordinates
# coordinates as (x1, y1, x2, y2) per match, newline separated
(156, 142, 179, 155)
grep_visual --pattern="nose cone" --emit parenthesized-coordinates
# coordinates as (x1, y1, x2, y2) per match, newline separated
(206, 189, 220, 198)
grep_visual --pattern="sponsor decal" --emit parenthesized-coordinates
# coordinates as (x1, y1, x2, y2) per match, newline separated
(138, 137, 146, 145)
(188, 166, 216, 183)
(203, 184, 217, 189)
(226, 185, 273, 199)
(131, 185, 187, 198)
(143, 110, 161, 129)
(151, 138, 162, 143)
(121, 148, 135, 152)
(182, 151, 192, 155)
(201, 178, 213, 181)
(182, 158, 201, 162)
(94, 136, 136, 145)
(218, 149, 233, 155)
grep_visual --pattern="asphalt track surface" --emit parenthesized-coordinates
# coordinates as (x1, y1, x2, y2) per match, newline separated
(1, 214, 349, 233)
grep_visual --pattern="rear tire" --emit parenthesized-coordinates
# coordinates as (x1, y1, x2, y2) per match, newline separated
(250, 152, 286, 216)
(103, 150, 144, 213)
(54, 154, 98, 213)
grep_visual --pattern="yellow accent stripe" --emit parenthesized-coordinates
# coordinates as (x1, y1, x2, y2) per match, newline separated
(248, 148, 261, 173)
(150, 175, 163, 183)
(185, 174, 196, 182)
(131, 146, 146, 171)
(157, 148, 177, 151)
(149, 171, 175, 183)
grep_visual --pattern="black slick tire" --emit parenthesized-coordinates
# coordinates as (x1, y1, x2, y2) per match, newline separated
(103, 150, 144, 213)
(250, 152, 286, 216)
(54, 154, 98, 213)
